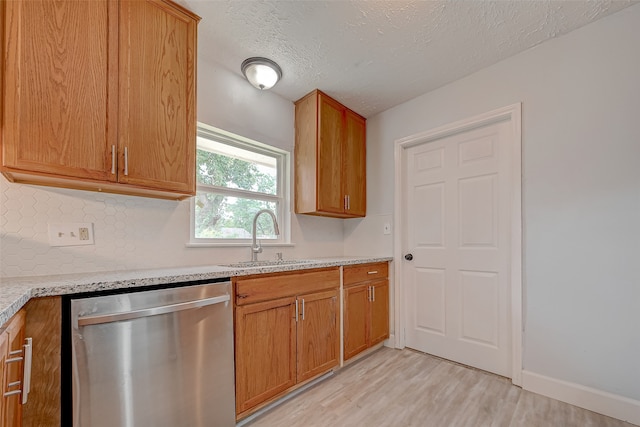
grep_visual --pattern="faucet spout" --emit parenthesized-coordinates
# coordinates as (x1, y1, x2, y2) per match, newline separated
(251, 209, 280, 262)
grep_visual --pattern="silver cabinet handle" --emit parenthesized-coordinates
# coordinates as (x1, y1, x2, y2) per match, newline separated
(295, 299, 299, 322)
(344, 195, 348, 210)
(124, 146, 129, 176)
(3, 390, 21, 397)
(301, 299, 305, 321)
(372, 285, 376, 302)
(5, 357, 23, 364)
(77, 294, 230, 326)
(111, 145, 116, 174)
(367, 271, 378, 275)
(22, 338, 32, 404)
(367, 286, 372, 302)
(347, 195, 350, 210)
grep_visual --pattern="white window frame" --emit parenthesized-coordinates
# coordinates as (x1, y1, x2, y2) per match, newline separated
(189, 123, 291, 247)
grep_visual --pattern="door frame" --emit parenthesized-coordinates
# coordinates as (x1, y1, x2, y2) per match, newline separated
(393, 103, 523, 385)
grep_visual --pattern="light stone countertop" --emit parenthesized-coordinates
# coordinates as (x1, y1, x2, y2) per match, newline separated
(0, 256, 392, 326)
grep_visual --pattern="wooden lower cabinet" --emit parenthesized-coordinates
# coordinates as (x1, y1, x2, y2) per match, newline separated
(369, 280, 390, 346)
(22, 297, 61, 427)
(234, 297, 297, 414)
(1, 309, 26, 427)
(343, 284, 370, 360)
(234, 268, 340, 419)
(343, 263, 390, 361)
(296, 290, 339, 383)
(0, 298, 61, 427)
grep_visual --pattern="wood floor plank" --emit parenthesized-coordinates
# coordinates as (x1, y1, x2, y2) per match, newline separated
(246, 347, 636, 427)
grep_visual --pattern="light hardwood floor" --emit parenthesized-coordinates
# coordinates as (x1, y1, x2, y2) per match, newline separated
(245, 347, 636, 427)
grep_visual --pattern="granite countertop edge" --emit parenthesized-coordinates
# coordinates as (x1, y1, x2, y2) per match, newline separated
(0, 256, 393, 326)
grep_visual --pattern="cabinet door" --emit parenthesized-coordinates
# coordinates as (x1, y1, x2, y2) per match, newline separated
(316, 94, 345, 214)
(0, 330, 7, 425)
(1, 0, 117, 181)
(343, 110, 366, 217)
(2, 310, 25, 427)
(118, 0, 197, 194)
(370, 280, 390, 346)
(343, 284, 369, 361)
(22, 297, 61, 427)
(296, 289, 339, 383)
(235, 297, 296, 415)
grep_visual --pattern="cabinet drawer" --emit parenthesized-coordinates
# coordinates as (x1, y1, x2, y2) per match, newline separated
(235, 268, 340, 305)
(343, 262, 388, 286)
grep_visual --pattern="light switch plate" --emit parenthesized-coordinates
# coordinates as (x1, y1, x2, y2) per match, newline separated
(383, 223, 391, 235)
(48, 223, 95, 246)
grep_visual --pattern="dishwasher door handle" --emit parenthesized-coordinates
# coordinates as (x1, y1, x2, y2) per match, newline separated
(77, 294, 230, 327)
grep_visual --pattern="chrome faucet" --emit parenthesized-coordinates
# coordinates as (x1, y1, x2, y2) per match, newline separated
(251, 209, 280, 262)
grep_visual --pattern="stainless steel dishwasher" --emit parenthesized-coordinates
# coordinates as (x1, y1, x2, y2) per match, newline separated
(67, 280, 235, 427)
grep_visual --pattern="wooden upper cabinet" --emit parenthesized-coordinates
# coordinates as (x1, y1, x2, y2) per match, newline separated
(295, 89, 366, 218)
(316, 95, 344, 214)
(343, 110, 367, 217)
(118, 0, 197, 194)
(0, 0, 199, 200)
(1, 0, 116, 182)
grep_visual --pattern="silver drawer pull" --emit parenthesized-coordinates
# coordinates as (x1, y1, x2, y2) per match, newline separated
(8, 381, 21, 388)
(9, 349, 22, 356)
(78, 294, 230, 326)
(111, 145, 116, 174)
(3, 390, 22, 397)
(124, 146, 129, 176)
(22, 338, 33, 404)
(5, 357, 23, 364)
(367, 271, 378, 275)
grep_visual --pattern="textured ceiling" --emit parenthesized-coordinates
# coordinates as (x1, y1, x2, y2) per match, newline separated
(181, 0, 636, 118)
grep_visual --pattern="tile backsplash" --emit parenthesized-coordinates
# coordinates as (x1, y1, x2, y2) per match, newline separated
(0, 176, 190, 277)
(0, 176, 347, 278)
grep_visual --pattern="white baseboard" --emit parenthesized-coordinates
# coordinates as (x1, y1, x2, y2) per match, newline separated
(385, 333, 396, 348)
(522, 370, 640, 426)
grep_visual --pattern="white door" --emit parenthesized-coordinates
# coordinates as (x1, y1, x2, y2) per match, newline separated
(402, 119, 513, 377)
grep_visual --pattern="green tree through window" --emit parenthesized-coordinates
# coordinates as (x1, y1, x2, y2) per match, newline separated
(193, 126, 287, 241)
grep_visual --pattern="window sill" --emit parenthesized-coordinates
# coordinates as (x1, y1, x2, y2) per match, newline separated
(185, 242, 296, 248)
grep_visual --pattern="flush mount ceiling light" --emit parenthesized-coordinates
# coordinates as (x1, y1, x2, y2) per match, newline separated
(241, 57, 282, 90)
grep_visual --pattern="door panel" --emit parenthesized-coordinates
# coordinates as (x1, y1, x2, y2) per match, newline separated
(343, 284, 369, 360)
(369, 280, 390, 346)
(118, 0, 196, 192)
(343, 110, 366, 216)
(296, 290, 339, 383)
(2, 0, 116, 181)
(404, 121, 512, 377)
(317, 95, 344, 214)
(235, 297, 296, 414)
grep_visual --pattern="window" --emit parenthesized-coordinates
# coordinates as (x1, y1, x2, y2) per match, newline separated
(191, 124, 289, 244)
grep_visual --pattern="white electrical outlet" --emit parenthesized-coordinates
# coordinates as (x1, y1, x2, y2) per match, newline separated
(48, 223, 95, 247)
(383, 223, 391, 235)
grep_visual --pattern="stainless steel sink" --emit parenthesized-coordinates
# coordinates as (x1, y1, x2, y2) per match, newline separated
(220, 259, 317, 268)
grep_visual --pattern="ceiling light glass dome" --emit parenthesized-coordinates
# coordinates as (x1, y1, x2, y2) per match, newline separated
(241, 57, 282, 90)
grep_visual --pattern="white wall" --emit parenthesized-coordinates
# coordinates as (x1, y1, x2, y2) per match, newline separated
(346, 3, 640, 405)
(0, 59, 344, 277)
